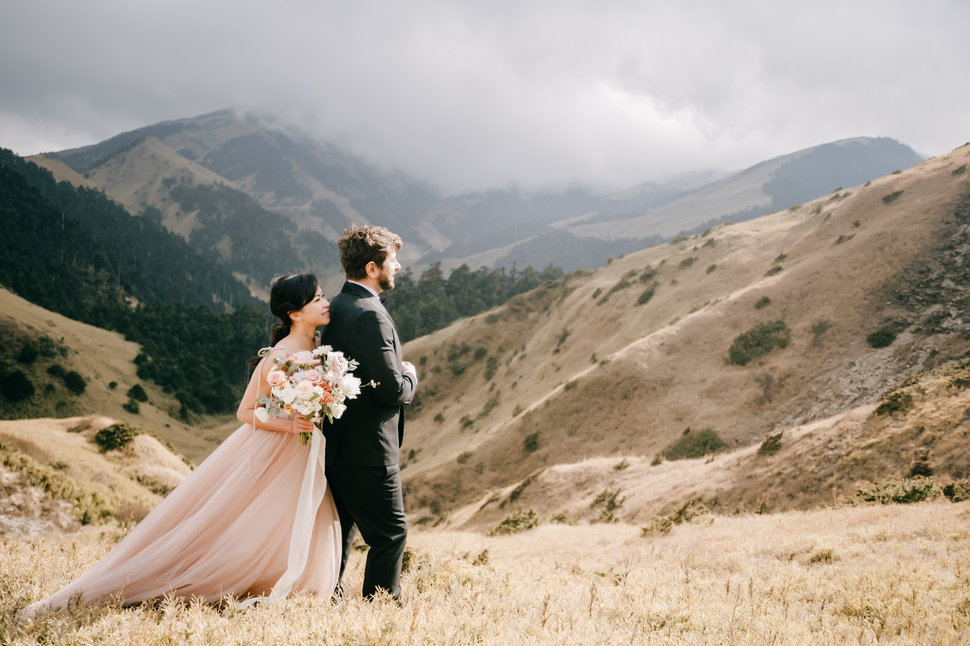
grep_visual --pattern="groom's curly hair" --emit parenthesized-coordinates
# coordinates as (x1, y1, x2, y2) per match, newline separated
(338, 225, 403, 279)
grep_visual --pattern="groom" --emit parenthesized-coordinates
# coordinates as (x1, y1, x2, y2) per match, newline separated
(322, 224, 417, 602)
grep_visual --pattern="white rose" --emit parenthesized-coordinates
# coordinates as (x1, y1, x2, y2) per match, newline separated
(340, 374, 362, 398)
(327, 351, 350, 375)
(277, 385, 297, 405)
(329, 402, 347, 419)
(295, 379, 316, 398)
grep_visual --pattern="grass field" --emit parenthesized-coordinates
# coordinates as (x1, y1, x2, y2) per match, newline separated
(3, 500, 969, 645)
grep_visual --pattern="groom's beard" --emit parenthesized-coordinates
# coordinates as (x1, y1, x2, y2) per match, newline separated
(378, 270, 395, 292)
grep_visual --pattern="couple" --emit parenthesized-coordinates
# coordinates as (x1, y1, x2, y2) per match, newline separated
(21, 225, 417, 617)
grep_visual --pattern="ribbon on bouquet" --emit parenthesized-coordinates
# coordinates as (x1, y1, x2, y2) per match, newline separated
(239, 427, 328, 608)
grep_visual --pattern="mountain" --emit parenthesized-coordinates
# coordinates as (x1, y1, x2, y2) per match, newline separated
(559, 137, 925, 240)
(0, 149, 271, 416)
(397, 143, 970, 530)
(36, 110, 924, 286)
(37, 109, 439, 288)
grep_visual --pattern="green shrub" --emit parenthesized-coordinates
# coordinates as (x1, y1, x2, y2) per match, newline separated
(457, 451, 472, 464)
(875, 390, 913, 416)
(0, 370, 35, 401)
(754, 296, 771, 309)
(46, 364, 66, 378)
(943, 481, 970, 502)
(16, 341, 38, 364)
(126, 383, 149, 402)
(122, 399, 141, 414)
(758, 431, 783, 456)
(882, 190, 904, 204)
(856, 477, 939, 504)
(636, 286, 656, 306)
(63, 370, 86, 395)
(592, 488, 624, 523)
(866, 326, 896, 348)
(484, 356, 499, 381)
(728, 320, 790, 366)
(641, 498, 710, 536)
(93, 423, 140, 453)
(658, 428, 725, 461)
(523, 432, 539, 453)
(488, 509, 539, 536)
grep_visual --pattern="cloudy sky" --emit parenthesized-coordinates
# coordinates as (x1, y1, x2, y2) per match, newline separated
(1, 0, 968, 192)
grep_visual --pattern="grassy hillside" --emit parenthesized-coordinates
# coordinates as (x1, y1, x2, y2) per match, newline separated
(400, 144, 970, 526)
(0, 288, 238, 464)
(3, 501, 968, 643)
(0, 415, 190, 536)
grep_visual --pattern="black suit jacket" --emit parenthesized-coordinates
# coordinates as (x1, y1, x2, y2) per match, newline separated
(322, 281, 417, 467)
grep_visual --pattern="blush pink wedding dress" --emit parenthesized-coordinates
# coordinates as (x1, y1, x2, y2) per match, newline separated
(21, 351, 340, 616)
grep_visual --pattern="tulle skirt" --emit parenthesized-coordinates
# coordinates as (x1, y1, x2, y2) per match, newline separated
(23, 424, 340, 613)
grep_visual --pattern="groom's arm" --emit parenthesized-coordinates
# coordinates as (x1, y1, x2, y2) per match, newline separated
(356, 309, 417, 407)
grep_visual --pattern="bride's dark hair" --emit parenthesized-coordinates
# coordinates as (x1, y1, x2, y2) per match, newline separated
(268, 273, 320, 346)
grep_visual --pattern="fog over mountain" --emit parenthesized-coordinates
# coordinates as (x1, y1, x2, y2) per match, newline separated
(36, 109, 923, 283)
(1, 1, 968, 193)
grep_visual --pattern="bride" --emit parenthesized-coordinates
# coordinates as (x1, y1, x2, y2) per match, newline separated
(20, 273, 340, 616)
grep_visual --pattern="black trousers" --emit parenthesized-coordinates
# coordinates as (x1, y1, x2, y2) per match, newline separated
(327, 464, 408, 601)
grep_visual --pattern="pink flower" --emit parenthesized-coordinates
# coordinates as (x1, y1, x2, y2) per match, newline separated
(327, 351, 350, 375)
(293, 369, 324, 385)
(266, 370, 287, 387)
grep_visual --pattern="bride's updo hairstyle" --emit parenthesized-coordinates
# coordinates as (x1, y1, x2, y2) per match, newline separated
(268, 273, 320, 346)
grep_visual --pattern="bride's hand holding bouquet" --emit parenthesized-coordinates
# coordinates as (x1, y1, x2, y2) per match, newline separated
(254, 346, 372, 444)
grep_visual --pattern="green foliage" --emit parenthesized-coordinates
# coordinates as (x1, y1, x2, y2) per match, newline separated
(636, 285, 656, 306)
(953, 165, 967, 176)
(126, 384, 149, 402)
(523, 432, 539, 453)
(641, 498, 711, 536)
(882, 190, 904, 204)
(638, 266, 657, 283)
(657, 428, 725, 462)
(758, 432, 783, 456)
(943, 481, 970, 502)
(754, 296, 771, 309)
(874, 390, 914, 416)
(384, 262, 564, 343)
(484, 356, 499, 381)
(592, 488, 625, 523)
(597, 277, 634, 304)
(856, 477, 939, 504)
(456, 451, 472, 464)
(122, 399, 141, 414)
(0, 370, 35, 401)
(93, 423, 141, 453)
(0, 148, 269, 414)
(62, 370, 86, 395)
(16, 341, 38, 364)
(765, 266, 783, 276)
(488, 509, 539, 536)
(728, 320, 790, 366)
(866, 326, 896, 348)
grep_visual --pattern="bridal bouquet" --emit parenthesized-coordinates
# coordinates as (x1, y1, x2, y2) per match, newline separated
(254, 346, 369, 444)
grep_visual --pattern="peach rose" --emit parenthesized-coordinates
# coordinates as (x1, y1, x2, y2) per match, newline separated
(266, 370, 287, 387)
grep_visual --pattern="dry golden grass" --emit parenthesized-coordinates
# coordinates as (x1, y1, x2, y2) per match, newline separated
(2, 501, 969, 644)
(401, 144, 970, 523)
